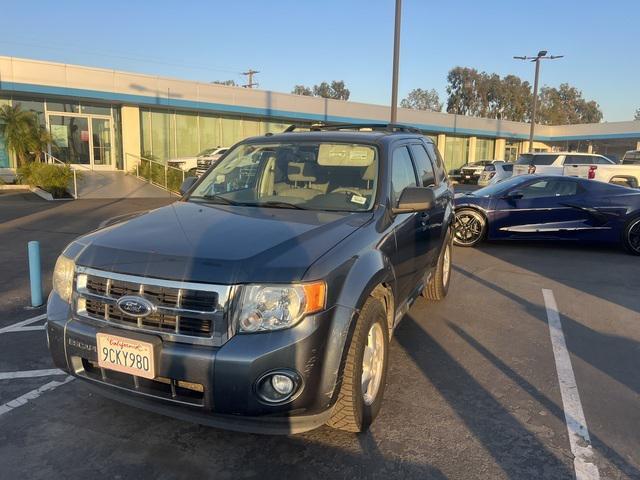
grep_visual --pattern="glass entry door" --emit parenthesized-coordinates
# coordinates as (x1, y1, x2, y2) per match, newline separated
(48, 114, 114, 169)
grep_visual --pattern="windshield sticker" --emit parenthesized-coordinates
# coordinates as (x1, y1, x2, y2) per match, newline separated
(350, 195, 367, 205)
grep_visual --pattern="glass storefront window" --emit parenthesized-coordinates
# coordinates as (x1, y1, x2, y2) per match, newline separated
(504, 140, 520, 163)
(175, 112, 199, 157)
(444, 136, 469, 174)
(13, 99, 45, 126)
(140, 109, 152, 158)
(80, 103, 112, 115)
(46, 101, 80, 113)
(220, 116, 242, 147)
(199, 115, 220, 150)
(475, 138, 495, 160)
(150, 110, 176, 161)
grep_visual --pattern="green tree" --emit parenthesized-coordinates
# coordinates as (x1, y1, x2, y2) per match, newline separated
(537, 83, 603, 125)
(212, 80, 237, 86)
(291, 85, 313, 96)
(313, 80, 350, 100)
(634, 108, 640, 121)
(0, 104, 39, 166)
(400, 88, 443, 111)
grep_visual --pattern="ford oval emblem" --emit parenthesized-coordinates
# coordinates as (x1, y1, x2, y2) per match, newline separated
(116, 296, 155, 318)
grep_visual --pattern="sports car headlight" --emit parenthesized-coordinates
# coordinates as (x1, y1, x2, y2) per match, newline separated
(52, 255, 75, 303)
(236, 281, 326, 333)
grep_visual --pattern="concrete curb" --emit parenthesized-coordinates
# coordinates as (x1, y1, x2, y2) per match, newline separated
(28, 186, 74, 201)
(0, 185, 30, 191)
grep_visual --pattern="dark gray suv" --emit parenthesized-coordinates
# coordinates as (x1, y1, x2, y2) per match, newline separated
(47, 124, 454, 434)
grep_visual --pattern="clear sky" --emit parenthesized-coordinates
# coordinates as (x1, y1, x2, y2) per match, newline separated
(1, 0, 638, 121)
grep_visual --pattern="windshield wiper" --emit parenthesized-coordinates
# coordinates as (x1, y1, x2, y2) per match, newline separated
(244, 200, 308, 210)
(198, 193, 242, 205)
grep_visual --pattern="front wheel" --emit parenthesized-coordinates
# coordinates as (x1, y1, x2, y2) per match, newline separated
(623, 216, 640, 255)
(453, 208, 486, 247)
(327, 298, 389, 433)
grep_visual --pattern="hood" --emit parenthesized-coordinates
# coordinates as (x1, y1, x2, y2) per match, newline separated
(74, 202, 371, 284)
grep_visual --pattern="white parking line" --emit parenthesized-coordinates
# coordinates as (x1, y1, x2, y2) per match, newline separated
(0, 376, 74, 417)
(0, 369, 66, 380)
(542, 289, 600, 480)
(0, 314, 46, 334)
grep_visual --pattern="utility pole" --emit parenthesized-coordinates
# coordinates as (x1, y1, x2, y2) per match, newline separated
(242, 69, 260, 88)
(390, 0, 402, 123)
(514, 51, 563, 152)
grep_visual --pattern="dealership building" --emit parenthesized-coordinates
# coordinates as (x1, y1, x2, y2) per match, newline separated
(1, 56, 639, 181)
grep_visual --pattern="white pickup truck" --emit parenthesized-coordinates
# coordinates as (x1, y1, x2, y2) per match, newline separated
(563, 162, 640, 188)
(513, 152, 615, 177)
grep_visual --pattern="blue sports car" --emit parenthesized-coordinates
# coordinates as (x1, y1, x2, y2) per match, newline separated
(453, 175, 640, 255)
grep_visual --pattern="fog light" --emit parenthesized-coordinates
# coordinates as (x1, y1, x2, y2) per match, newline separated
(271, 374, 294, 395)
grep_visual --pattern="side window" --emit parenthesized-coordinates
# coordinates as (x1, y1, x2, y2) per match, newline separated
(519, 179, 578, 199)
(391, 146, 419, 207)
(409, 144, 436, 187)
(424, 142, 447, 183)
(565, 155, 589, 165)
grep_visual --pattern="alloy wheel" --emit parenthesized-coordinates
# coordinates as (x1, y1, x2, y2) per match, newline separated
(362, 323, 385, 406)
(628, 218, 640, 254)
(454, 211, 484, 246)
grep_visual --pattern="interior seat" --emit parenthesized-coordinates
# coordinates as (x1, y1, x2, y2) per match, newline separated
(277, 162, 323, 200)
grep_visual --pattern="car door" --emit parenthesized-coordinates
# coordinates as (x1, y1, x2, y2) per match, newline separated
(389, 145, 423, 302)
(411, 143, 445, 269)
(490, 178, 590, 239)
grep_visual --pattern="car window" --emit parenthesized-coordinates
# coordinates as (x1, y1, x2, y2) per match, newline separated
(391, 146, 419, 208)
(594, 156, 613, 164)
(424, 142, 447, 183)
(409, 144, 436, 187)
(189, 142, 379, 212)
(516, 154, 559, 165)
(519, 179, 578, 199)
(502, 164, 513, 172)
(564, 155, 591, 165)
(484, 165, 496, 172)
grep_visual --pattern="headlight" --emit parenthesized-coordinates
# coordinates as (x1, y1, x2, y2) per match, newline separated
(52, 255, 75, 302)
(236, 281, 326, 333)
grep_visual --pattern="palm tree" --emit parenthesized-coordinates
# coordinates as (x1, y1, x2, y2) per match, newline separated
(0, 104, 38, 167)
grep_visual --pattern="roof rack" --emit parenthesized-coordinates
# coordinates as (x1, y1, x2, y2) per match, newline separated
(281, 123, 422, 134)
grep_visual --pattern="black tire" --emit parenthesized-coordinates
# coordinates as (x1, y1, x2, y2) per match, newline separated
(453, 208, 486, 247)
(327, 298, 389, 433)
(424, 233, 452, 301)
(623, 216, 640, 255)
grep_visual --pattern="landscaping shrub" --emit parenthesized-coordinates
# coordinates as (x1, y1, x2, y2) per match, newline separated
(18, 162, 74, 198)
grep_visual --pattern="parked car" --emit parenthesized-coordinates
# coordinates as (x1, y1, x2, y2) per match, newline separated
(195, 147, 229, 176)
(513, 152, 614, 177)
(477, 162, 513, 186)
(47, 124, 454, 434)
(622, 150, 640, 165)
(563, 157, 640, 189)
(167, 147, 229, 177)
(459, 160, 499, 184)
(453, 174, 640, 254)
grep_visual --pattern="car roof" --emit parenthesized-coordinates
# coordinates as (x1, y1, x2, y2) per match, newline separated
(524, 151, 605, 156)
(242, 130, 432, 146)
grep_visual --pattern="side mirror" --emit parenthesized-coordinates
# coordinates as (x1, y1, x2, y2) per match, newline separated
(392, 187, 435, 214)
(503, 190, 524, 201)
(179, 176, 198, 196)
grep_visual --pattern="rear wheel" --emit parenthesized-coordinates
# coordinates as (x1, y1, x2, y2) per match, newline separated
(424, 234, 452, 301)
(453, 209, 486, 247)
(327, 298, 389, 433)
(623, 216, 640, 255)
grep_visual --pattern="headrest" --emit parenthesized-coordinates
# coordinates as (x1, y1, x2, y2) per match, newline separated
(288, 162, 317, 182)
(362, 162, 377, 181)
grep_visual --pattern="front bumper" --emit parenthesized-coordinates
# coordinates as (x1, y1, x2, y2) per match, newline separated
(47, 292, 355, 434)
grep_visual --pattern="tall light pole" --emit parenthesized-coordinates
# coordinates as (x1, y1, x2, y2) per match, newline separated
(390, 0, 402, 123)
(514, 51, 563, 151)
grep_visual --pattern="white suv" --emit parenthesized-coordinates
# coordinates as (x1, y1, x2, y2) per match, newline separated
(513, 152, 614, 176)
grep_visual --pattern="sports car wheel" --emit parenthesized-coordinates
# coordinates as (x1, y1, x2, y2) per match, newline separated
(453, 209, 486, 247)
(623, 216, 640, 255)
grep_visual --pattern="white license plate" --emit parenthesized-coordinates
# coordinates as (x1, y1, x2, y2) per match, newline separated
(464, 175, 471, 178)
(97, 332, 156, 379)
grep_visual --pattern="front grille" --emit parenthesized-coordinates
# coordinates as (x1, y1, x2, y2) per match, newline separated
(75, 267, 234, 345)
(196, 159, 212, 177)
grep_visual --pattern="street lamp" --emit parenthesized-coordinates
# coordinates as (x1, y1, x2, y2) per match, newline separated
(514, 51, 564, 152)
(390, 0, 402, 123)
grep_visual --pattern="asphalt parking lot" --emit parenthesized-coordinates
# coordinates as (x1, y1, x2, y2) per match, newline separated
(1, 190, 638, 479)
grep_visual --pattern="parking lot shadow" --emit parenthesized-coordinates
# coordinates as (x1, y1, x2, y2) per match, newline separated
(475, 241, 640, 315)
(394, 313, 574, 480)
(448, 322, 640, 478)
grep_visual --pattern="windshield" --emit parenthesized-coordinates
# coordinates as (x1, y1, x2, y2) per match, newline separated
(516, 154, 559, 165)
(189, 142, 378, 212)
(470, 175, 531, 196)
